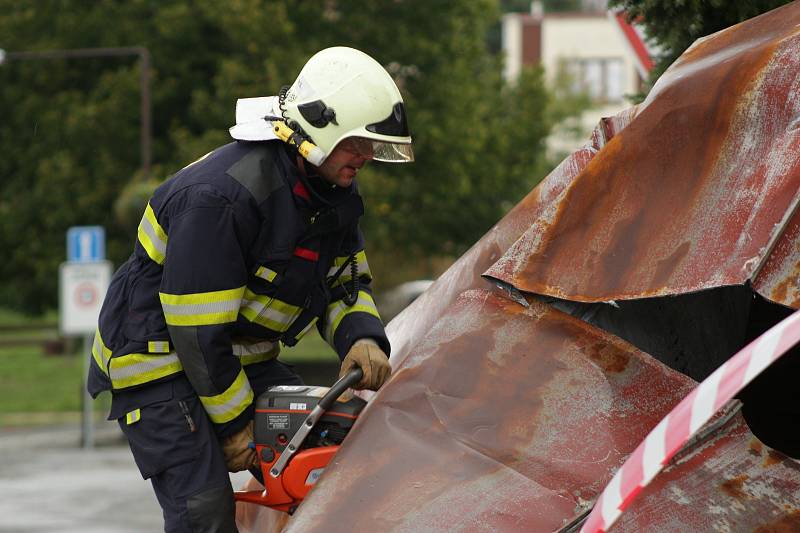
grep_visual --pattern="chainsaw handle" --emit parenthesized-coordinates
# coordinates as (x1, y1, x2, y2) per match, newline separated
(318, 368, 363, 411)
(268, 367, 364, 480)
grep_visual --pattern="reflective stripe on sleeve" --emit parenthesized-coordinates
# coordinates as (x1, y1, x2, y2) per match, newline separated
(199, 368, 253, 424)
(327, 251, 372, 286)
(109, 352, 183, 390)
(255, 266, 278, 283)
(147, 340, 171, 353)
(159, 286, 245, 326)
(126, 409, 141, 425)
(107, 339, 276, 391)
(239, 289, 302, 332)
(137, 202, 168, 265)
(232, 340, 280, 366)
(92, 329, 112, 376)
(323, 291, 381, 343)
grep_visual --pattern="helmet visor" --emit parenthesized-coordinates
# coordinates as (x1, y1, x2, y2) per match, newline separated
(340, 137, 414, 163)
(371, 140, 414, 163)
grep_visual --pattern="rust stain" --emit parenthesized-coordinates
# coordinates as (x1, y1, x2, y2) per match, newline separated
(764, 449, 785, 468)
(753, 510, 800, 533)
(618, 415, 800, 532)
(651, 242, 691, 288)
(749, 438, 764, 457)
(721, 474, 749, 500)
(755, 192, 800, 309)
(771, 279, 789, 306)
(585, 342, 631, 373)
(771, 273, 800, 309)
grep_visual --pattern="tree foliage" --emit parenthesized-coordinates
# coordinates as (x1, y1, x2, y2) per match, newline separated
(0, 0, 556, 313)
(609, 0, 793, 89)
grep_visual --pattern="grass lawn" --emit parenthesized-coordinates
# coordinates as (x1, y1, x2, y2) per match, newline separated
(0, 329, 337, 427)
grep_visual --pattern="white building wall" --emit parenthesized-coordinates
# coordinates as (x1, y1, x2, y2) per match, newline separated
(540, 15, 639, 97)
(501, 14, 523, 82)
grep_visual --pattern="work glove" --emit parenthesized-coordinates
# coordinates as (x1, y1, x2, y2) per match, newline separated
(220, 420, 258, 472)
(339, 338, 391, 391)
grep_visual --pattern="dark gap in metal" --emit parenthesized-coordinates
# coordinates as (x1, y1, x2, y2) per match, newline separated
(531, 285, 800, 459)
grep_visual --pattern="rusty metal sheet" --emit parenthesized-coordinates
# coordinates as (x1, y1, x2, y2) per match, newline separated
(274, 289, 696, 532)
(386, 106, 641, 368)
(615, 413, 800, 532)
(484, 2, 800, 308)
(754, 203, 800, 309)
(383, 151, 583, 369)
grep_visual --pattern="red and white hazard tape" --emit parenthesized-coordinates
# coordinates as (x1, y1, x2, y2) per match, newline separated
(580, 309, 800, 533)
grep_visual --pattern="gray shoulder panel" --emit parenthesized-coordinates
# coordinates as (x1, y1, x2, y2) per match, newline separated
(226, 144, 284, 204)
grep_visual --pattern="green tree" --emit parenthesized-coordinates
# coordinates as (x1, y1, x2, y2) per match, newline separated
(0, 0, 556, 313)
(609, 0, 793, 92)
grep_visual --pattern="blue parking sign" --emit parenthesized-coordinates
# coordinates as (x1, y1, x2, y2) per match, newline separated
(67, 226, 105, 262)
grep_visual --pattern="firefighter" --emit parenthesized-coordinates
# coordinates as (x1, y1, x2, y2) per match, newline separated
(88, 46, 413, 532)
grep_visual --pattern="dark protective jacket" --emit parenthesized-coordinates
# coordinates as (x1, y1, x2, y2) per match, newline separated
(88, 140, 388, 436)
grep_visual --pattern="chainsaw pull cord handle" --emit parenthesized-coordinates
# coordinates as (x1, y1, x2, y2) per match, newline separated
(268, 368, 364, 479)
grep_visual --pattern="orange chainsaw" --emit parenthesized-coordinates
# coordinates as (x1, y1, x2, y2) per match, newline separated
(234, 368, 365, 514)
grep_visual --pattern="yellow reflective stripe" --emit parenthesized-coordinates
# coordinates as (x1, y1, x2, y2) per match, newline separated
(324, 291, 381, 343)
(107, 339, 276, 390)
(92, 329, 112, 376)
(148, 340, 170, 353)
(109, 352, 183, 389)
(240, 289, 302, 332)
(255, 266, 278, 283)
(328, 251, 372, 287)
(199, 369, 253, 424)
(126, 409, 141, 425)
(159, 286, 245, 326)
(329, 251, 371, 275)
(137, 202, 168, 265)
(232, 340, 280, 366)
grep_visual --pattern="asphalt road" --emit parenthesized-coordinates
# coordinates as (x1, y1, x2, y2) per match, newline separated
(0, 420, 250, 532)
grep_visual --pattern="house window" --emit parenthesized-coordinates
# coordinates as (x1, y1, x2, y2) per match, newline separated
(564, 58, 625, 103)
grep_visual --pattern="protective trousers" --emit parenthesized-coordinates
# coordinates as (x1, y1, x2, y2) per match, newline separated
(113, 360, 303, 533)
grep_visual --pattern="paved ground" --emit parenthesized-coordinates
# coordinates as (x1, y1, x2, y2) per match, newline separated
(0, 420, 251, 532)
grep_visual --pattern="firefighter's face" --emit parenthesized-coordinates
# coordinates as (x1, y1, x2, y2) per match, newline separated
(315, 137, 374, 187)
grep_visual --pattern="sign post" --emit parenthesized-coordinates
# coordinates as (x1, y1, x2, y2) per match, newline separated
(60, 226, 111, 449)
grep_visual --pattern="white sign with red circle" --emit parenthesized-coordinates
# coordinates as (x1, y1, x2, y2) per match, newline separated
(59, 261, 112, 335)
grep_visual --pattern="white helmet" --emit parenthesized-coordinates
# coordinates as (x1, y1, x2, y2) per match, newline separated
(281, 46, 413, 164)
